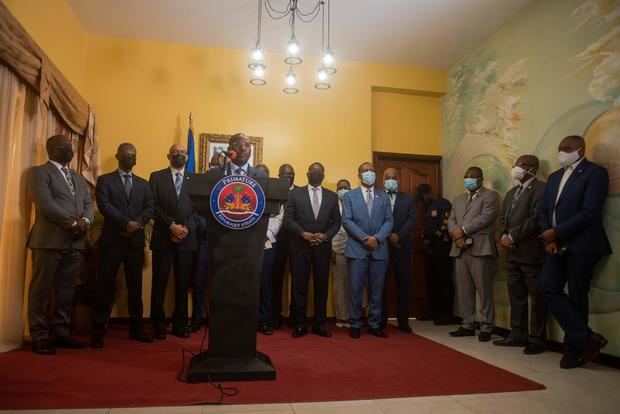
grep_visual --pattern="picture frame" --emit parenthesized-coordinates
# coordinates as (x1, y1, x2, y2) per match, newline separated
(198, 133, 264, 173)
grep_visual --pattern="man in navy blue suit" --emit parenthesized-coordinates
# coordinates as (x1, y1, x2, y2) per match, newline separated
(538, 135, 612, 369)
(343, 162, 393, 339)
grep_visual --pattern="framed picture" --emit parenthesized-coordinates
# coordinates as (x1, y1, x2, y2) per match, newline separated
(198, 133, 264, 173)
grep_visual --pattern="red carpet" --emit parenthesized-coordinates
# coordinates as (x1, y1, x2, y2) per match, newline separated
(0, 324, 544, 409)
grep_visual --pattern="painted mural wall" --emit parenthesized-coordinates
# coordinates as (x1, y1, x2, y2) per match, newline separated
(441, 0, 620, 356)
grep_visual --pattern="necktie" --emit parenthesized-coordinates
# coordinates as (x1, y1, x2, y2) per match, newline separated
(511, 185, 524, 209)
(123, 173, 132, 198)
(175, 172, 182, 197)
(61, 167, 75, 196)
(389, 193, 395, 212)
(366, 189, 373, 214)
(311, 187, 320, 219)
(234, 167, 244, 175)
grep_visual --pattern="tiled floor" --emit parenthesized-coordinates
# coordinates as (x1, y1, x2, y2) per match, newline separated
(2, 321, 619, 414)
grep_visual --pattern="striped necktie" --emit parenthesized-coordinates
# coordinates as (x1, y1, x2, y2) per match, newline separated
(511, 185, 524, 209)
(61, 167, 75, 196)
(175, 172, 182, 197)
(366, 189, 373, 214)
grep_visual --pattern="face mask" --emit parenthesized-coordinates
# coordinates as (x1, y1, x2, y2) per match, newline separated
(464, 177, 479, 191)
(510, 166, 526, 181)
(361, 170, 376, 186)
(170, 154, 186, 169)
(337, 189, 349, 200)
(307, 171, 324, 187)
(119, 155, 136, 171)
(384, 179, 398, 192)
(56, 148, 74, 165)
(557, 150, 581, 168)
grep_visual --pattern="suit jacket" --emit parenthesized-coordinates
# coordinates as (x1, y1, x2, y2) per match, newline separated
(500, 178, 545, 264)
(537, 159, 612, 256)
(149, 167, 198, 252)
(343, 187, 394, 260)
(207, 163, 268, 179)
(27, 161, 94, 250)
(448, 187, 499, 257)
(284, 186, 341, 253)
(389, 191, 417, 254)
(96, 171, 154, 248)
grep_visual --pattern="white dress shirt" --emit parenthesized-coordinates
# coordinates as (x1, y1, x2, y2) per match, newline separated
(308, 185, 323, 208)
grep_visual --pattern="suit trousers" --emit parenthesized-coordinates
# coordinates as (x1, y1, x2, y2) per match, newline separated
(506, 260, 547, 345)
(150, 249, 193, 329)
(28, 248, 81, 341)
(539, 254, 600, 354)
(290, 246, 331, 327)
(427, 237, 455, 320)
(455, 251, 496, 333)
(382, 250, 412, 323)
(332, 252, 349, 321)
(348, 255, 388, 330)
(93, 246, 145, 332)
(271, 240, 296, 322)
(191, 243, 209, 323)
(258, 244, 276, 324)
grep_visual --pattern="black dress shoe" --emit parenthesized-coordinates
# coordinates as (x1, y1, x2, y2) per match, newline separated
(523, 343, 546, 355)
(32, 339, 56, 355)
(368, 328, 389, 338)
(311, 326, 332, 338)
(478, 331, 492, 342)
(349, 327, 361, 339)
(580, 332, 608, 364)
(291, 327, 307, 338)
(398, 321, 413, 333)
(172, 326, 190, 338)
(90, 331, 104, 349)
(493, 337, 527, 347)
(560, 353, 581, 369)
(53, 337, 86, 349)
(130, 329, 154, 343)
(153, 329, 166, 340)
(258, 322, 274, 336)
(449, 327, 475, 337)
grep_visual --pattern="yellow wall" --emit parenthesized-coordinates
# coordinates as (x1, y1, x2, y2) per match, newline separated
(2, 0, 88, 93)
(372, 90, 442, 155)
(82, 36, 446, 188)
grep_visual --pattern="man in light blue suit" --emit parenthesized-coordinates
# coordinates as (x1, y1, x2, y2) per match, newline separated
(343, 162, 393, 339)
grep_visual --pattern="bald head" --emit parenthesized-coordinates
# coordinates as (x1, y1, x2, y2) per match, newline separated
(383, 168, 399, 181)
(167, 144, 188, 169)
(516, 155, 539, 169)
(46, 134, 73, 165)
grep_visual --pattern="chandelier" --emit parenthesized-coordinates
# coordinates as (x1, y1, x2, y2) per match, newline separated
(248, 0, 336, 94)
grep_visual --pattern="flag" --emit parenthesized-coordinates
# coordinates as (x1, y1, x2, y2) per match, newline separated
(186, 126, 195, 173)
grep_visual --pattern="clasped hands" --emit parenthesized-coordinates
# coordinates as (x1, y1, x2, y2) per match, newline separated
(302, 232, 327, 246)
(170, 222, 189, 243)
(70, 217, 89, 240)
(120, 220, 144, 238)
(538, 228, 559, 255)
(451, 228, 467, 250)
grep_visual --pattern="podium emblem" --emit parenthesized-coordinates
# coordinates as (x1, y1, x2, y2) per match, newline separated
(210, 175, 266, 230)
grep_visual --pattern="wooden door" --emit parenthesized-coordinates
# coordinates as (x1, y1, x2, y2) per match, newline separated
(372, 152, 443, 317)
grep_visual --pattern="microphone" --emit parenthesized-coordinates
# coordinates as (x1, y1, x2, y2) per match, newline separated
(219, 150, 237, 160)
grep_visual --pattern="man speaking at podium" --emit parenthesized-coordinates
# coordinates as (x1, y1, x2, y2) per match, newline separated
(208, 133, 267, 179)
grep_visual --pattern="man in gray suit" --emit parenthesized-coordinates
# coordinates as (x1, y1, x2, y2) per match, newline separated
(448, 166, 499, 342)
(27, 134, 94, 354)
(494, 155, 547, 354)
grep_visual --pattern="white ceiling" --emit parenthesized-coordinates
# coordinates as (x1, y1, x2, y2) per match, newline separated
(67, 0, 534, 68)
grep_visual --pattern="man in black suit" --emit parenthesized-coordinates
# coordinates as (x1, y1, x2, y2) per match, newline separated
(27, 135, 94, 354)
(149, 144, 198, 339)
(207, 133, 266, 178)
(381, 168, 416, 333)
(494, 155, 547, 355)
(284, 162, 341, 338)
(271, 163, 297, 329)
(538, 135, 611, 368)
(91, 143, 154, 348)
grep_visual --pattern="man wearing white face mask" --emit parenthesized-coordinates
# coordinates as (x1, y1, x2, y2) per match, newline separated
(494, 155, 547, 355)
(343, 162, 393, 339)
(538, 135, 612, 369)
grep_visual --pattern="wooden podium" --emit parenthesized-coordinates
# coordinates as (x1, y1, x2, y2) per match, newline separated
(185, 172, 289, 382)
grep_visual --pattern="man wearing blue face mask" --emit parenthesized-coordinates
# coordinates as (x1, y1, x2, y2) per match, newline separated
(538, 135, 611, 369)
(448, 166, 499, 342)
(343, 162, 394, 339)
(380, 168, 416, 333)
